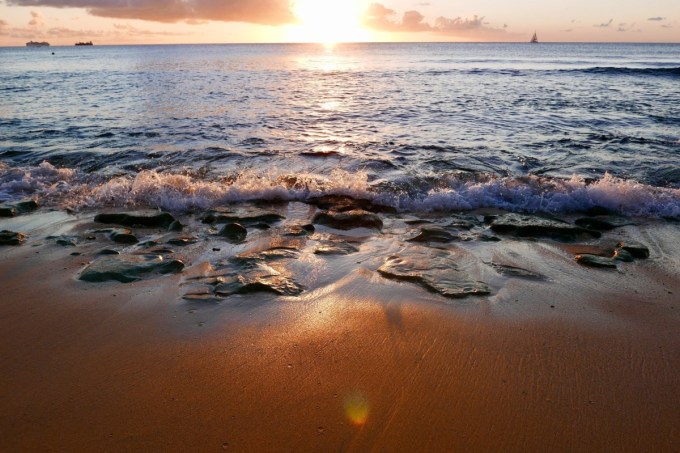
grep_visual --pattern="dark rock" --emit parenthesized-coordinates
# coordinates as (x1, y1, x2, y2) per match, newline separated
(575, 254, 618, 268)
(51, 235, 78, 247)
(79, 254, 184, 283)
(490, 263, 546, 280)
(109, 228, 139, 244)
(313, 209, 383, 230)
(575, 217, 632, 231)
(137, 240, 159, 248)
(151, 248, 176, 255)
(203, 210, 284, 226)
(314, 240, 359, 255)
(0, 199, 38, 217)
(0, 230, 27, 246)
(308, 195, 396, 214)
(94, 211, 177, 228)
(70, 252, 81, 256)
(283, 223, 315, 237)
(185, 265, 304, 299)
(449, 215, 479, 230)
(613, 248, 634, 262)
(377, 248, 490, 299)
(218, 223, 247, 243)
(616, 241, 650, 259)
(168, 220, 184, 232)
(166, 237, 198, 246)
(97, 249, 120, 255)
(404, 219, 433, 226)
(407, 226, 458, 243)
(490, 213, 600, 241)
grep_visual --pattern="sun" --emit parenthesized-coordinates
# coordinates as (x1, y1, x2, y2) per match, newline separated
(287, 0, 370, 44)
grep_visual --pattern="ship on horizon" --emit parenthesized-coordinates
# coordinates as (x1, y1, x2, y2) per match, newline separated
(75, 41, 93, 46)
(26, 41, 49, 47)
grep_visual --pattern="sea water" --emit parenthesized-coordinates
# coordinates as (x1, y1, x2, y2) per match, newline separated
(1, 42, 679, 217)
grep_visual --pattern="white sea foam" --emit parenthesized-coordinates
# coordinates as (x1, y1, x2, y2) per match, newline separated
(1, 162, 679, 218)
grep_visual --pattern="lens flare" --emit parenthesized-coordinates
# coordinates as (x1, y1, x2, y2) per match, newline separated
(344, 392, 370, 426)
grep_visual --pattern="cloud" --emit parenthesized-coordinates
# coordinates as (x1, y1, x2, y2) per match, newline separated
(362, 3, 430, 32)
(362, 3, 506, 38)
(29, 10, 45, 27)
(593, 18, 613, 28)
(0, 19, 185, 39)
(617, 22, 641, 33)
(4, 0, 296, 25)
(647, 17, 666, 21)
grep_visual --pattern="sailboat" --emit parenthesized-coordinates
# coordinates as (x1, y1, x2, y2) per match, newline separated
(530, 32, 538, 43)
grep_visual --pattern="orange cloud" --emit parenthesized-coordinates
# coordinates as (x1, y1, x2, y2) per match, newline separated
(4, 0, 296, 25)
(362, 3, 507, 38)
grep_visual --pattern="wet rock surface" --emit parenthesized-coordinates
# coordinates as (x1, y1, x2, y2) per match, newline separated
(574, 216, 632, 231)
(0, 230, 27, 246)
(314, 239, 359, 255)
(313, 209, 383, 231)
(218, 223, 247, 243)
(0, 199, 38, 217)
(407, 226, 458, 243)
(616, 241, 650, 259)
(109, 228, 139, 244)
(202, 209, 285, 226)
(307, 195, 396, 214)
(490, 263, 546, 280)
(489, 213, 600, 241)
(166, 236, 199, 247)
(79, 254, 185, 283)
(378, 248, 490, 299)
(575, 254, 618, 268)
(94, 211, 177, 229)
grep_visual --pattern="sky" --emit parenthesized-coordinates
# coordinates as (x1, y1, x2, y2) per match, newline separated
(0, 0, 678, 46)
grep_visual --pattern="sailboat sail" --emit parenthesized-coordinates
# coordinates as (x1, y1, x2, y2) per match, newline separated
(530, 32, 538, 43)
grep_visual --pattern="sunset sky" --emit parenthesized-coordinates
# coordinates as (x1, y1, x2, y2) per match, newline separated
(1, 0, 678, 46)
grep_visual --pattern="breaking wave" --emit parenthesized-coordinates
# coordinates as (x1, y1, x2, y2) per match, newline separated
(1, 162, 679, 219)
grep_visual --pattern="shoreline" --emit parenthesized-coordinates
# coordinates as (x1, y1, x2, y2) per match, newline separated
(1, 203, 679, 451)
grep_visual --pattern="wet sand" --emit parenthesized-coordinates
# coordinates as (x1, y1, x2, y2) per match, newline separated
(1, 208, 680, 452)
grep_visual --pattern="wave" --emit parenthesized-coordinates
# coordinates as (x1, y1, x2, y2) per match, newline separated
(1, 162, 679, 219)
(577, 66, 680, 77)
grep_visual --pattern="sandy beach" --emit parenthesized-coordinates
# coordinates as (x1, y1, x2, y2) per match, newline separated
(1, 203, 679, 452)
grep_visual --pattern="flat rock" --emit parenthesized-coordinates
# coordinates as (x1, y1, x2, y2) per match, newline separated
(282, 223, 315, 237)
(407, 226, 458, 243)
(490, 213, 600, 241)
(613, 248, 634, 262)
(313, 209, 383, 231)
(575, 254, 618, 268)
(94, 211, 177, 229)
(490, 263, 546, 280)
(79, 254, 184, 283)
(48, 235, 79, 247)
(218, 223, 247, 243)
(307, 195, 396, 214)
(0, 199, 38, 217)
(109, 228, 139, 244)
(575, 216, 632, 231)
(616, 241, 650, 259)
(166, 236, 198, 246)
(314, 240, 359, 255)
(0, 230, 27, 246)
(203, 210, 285, 226)
(97, 249, 120, 255)
(184, 264, 303, 299)
(378, 248, 489, 299)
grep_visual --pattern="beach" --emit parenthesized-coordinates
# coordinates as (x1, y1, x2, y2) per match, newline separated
(1, 203, 679, 452)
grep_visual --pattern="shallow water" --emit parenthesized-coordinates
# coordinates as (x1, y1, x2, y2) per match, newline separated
(1, 43, 679, 216)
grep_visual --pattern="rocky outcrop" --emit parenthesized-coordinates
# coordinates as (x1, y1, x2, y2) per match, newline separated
(313, 209, 383, 230)
(79, 254, 184, 283)
(94, 211, 177, 229)
(0, 230, 27, 246)
(0, 199, 38, 217)
(489, 213, 600, 241)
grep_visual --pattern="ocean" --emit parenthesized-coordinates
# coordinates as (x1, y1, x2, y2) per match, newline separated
(1, 42, 679, 217)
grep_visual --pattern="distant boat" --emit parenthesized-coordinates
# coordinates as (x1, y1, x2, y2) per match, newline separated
(75, 41, 93, 46)
(26, 41, 49, 47)
(530, 32, 538, 43)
